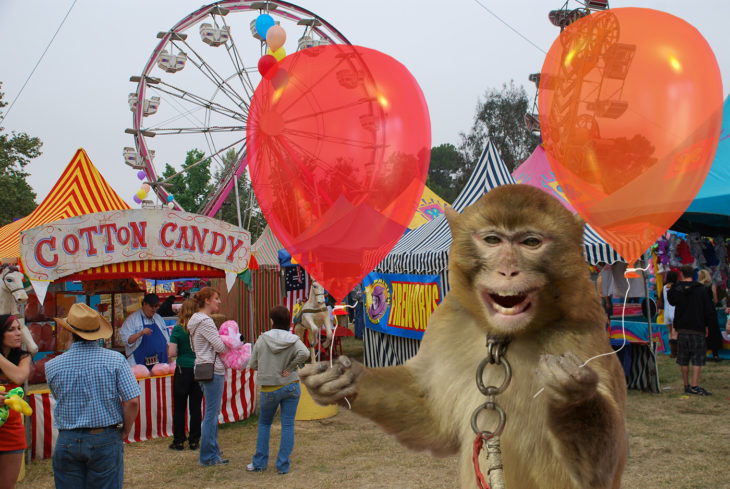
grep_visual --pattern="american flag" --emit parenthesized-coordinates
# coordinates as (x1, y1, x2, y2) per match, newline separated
(283, 265, 310, 312)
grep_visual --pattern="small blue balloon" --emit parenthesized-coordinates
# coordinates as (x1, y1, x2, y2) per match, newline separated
(255, 14, 275, 39)
(167, 195, 174, 203)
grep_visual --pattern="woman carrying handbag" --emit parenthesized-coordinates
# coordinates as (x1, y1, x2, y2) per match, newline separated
(167, 299, 203, 451)
(187, 287, 228, 467)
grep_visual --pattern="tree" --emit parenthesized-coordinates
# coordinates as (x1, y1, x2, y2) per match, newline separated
(0, 83, 41, 225)
(426, 143, 466, 203)
(458, 81, 540, 177)
(216, 149, 267, 242)
(161, 149, 212, 212)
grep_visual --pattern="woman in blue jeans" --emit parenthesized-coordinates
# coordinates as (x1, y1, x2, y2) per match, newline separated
(247, 305, 309, 474)
(187, 287, 228, 466)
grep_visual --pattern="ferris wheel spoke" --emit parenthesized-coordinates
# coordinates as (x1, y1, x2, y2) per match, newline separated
(217, 15, 257, 101)
(282, 98, 377, 125)
(173, 39, 249, 110)
(277, 54, 348, 114)
(281, 128, 378, 149)
(150, 81, 246, 121)
(143, 125, 245, 135)
(158, 135, 247, 184)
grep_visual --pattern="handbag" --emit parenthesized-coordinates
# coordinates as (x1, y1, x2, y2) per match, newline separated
(194, 361, 214, 382)
(191, 324, 216, 382)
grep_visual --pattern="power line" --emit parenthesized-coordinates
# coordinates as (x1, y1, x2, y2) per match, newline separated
(0, 0, 78, 126)
(470, 0, 547, 55)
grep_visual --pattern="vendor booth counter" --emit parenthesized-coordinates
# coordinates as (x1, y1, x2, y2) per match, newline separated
(609, 319, 668, 392)
(25, 368, 255, 460)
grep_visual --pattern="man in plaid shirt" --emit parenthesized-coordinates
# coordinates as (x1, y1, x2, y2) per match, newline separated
(46, 303, 141, 489)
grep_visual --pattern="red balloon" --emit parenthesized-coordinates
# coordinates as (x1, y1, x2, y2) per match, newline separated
(248, 45, 430, 300)
(257, 54, 279, 80)
(538, 8, 723, 264)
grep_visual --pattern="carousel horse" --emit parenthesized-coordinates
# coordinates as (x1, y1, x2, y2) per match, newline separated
(0, 264, 38, 356)
(293, 280, 333, 363)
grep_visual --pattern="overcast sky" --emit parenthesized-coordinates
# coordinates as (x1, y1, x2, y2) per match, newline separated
(1, 0, 728, 207)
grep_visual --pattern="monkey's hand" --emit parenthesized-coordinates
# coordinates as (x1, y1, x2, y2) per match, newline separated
(299, 355, 364, 406)
(537, 351, 598, 406)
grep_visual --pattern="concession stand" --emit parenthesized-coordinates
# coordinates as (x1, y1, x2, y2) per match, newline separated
(0, 149, 255, 459)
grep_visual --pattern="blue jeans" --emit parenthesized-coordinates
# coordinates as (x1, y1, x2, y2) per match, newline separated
(53, 428, 124, 489)
(252, 382, 301, 473)
(199, 374, 225, 465)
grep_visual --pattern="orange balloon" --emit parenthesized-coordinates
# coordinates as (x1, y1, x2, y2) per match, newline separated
(539, 8, 723, 264)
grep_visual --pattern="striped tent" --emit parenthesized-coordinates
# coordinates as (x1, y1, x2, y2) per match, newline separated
(0, 148, 221, 278)
(364, 139, 621, 367)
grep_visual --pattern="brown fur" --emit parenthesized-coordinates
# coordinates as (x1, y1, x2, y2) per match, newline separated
(301, 184, 627, 489)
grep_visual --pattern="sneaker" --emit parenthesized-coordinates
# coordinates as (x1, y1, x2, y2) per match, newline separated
(246, 463, 265, 472)
(189, 441, 199, 450)
(168, 441, 185, 451)
(684, 385, 691, 394)
(688, 386, 712, 396)
(201, 457, 229, 467)
(278, 470, 288, 475)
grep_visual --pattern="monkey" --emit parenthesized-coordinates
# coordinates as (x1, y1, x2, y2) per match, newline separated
(300, 184, 627, 489)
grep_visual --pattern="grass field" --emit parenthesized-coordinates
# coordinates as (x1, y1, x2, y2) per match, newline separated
(17, 339, 730, 489)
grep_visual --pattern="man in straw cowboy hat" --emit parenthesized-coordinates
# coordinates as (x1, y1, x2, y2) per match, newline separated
(45, 303, 141, 489)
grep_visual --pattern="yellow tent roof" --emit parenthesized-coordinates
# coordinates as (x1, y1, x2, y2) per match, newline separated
(0, 148, 220, 279)
(407, 185, 449, 230)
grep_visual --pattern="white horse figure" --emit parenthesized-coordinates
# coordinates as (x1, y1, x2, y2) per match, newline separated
(0, 264, 37, 356)
(293, 280, 333, 363)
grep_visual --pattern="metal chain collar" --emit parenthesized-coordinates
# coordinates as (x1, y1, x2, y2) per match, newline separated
(471, 335, 511, 489)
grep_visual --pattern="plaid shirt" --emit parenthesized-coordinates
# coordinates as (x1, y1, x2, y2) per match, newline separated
(46, 341, 141, 430)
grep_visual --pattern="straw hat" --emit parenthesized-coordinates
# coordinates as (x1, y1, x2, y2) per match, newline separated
(55, 303, 113, 341)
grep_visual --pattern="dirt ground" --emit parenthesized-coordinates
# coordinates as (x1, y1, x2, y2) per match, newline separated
(17, 346, 730, 489)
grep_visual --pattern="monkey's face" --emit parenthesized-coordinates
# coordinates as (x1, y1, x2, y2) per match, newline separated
(470, 228, 549, 334)
(446, 185, 587, 336)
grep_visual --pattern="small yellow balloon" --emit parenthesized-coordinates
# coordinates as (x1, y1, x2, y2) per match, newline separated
(266, 46, 286, 62)
(136, 189, 147, 200)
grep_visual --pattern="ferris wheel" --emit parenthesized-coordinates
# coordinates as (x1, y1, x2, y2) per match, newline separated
(123, 0, 351, 222)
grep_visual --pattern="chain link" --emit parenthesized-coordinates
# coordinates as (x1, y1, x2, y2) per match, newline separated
(472, 335, 511, 489)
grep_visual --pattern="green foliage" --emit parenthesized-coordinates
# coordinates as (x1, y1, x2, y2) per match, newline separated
(216, 149, 267, 242)
(0, 83, 41, 225)
(426, 143, 465, 203)
(458, 80, 539, 175)
(161, 149, 211, 212)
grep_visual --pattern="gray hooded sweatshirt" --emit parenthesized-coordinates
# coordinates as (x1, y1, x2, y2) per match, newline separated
(249, 329, 310, 386)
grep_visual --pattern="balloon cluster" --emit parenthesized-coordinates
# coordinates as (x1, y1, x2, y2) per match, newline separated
(255, 14, 289, 89)
(133, 183, 151, 205)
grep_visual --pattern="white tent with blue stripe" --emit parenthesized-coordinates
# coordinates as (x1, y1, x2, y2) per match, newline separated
(364, 139, 622, 368)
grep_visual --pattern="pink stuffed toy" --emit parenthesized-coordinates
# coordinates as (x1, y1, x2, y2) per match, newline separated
(219, 320, 251, 370)
(150, 363, 170, 377)
(132, 364, 150, 379)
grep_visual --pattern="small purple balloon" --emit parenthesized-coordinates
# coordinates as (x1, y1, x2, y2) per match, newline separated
(133, 195, 142, 204)
(137, 170, 146, 180)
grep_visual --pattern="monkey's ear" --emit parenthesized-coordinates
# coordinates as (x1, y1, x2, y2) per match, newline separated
(573, 212, 586, 232)
(445, 206, 461, 233)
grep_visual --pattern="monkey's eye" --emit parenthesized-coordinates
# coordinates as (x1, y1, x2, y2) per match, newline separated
(483, 235, 502, 245)
(522, 236, 542, 248)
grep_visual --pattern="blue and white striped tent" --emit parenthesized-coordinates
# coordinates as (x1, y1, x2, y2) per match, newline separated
(364, 139, 622, 368)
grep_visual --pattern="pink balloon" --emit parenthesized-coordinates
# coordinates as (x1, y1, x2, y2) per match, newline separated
(266, 25, 286, 52)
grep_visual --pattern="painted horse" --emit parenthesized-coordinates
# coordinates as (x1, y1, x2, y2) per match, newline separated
(0, 264, 37, 356)
(293, 280, 333, 363)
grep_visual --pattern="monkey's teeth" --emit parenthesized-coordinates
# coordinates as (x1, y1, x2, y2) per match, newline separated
(492, 301, 529, 316)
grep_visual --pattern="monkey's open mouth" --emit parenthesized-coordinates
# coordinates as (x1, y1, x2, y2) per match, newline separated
(482, 291, 534, 316)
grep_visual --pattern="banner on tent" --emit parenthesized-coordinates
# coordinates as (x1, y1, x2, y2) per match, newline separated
(362, 272, 442, 340)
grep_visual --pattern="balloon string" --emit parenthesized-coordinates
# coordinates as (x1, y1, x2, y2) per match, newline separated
(329, 322, 352, 410)
(533, 264, 647, 399)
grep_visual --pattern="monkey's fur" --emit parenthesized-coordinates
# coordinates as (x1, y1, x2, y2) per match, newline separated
(301, 185, 627, 489)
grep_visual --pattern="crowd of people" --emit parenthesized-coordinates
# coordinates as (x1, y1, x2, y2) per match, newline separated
(0, 287, 310, 489)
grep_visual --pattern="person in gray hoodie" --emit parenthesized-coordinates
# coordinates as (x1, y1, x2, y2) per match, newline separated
(247, 305, 309, 475)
